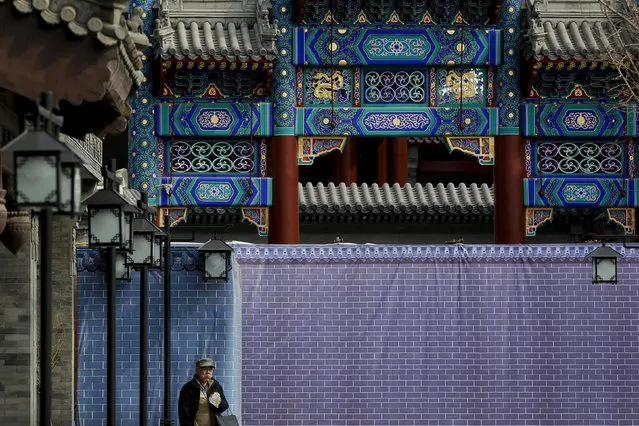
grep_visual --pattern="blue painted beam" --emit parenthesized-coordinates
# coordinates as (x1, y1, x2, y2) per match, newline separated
(156, 103, 273, 137)
(521, 102, 637, 137)
(295, 106, 499, 136)
(156, 177, 272, 207)
(523, 177, 639, 207)
(293, 27, 502, 66)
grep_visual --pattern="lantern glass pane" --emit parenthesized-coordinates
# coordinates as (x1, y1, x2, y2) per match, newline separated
(60, 164, 81, 214)
(16, 154, 58, 208)
(204, 252, 227, 279)
(123, 214, 134, 251)
(595, 258, 616, 283)
(89, 207, 122, 246)
(115, 252, 130, 281)
(130, 233, 154, 266)
(154, 237, 163, 269)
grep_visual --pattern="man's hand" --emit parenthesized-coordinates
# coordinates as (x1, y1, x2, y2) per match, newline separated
(210, 392, 222, 408)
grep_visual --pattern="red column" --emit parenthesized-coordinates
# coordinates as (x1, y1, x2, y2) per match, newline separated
(377, 137, 388, 185)
(494, 135, 525, 244)
(269, 136, 299, 244)
(331, 137, 357, 185)
(388, 137, 408, 185)
(331, 153, 341, 184)
(341, 137, 357, 185)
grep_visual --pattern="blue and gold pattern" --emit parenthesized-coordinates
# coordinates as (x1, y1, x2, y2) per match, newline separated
(296, 106, 498, 136)
(157, 177, 272, 207)
(444, 137, 494, 165)
(166, 139, 259, 176)
(607, 208, 636, 235)
(523, 178, 639, 208)
(298, 137, 347, 165)
(272, 0, 295, 134)
(495, 0, 521, 134)
(294, 27, 502, 66)
(525, 208, 554, 237)
(128, 0, 159, 202)
(241, 208, 269, 236)
(363, 70, 426, 104)
(155, 103, 272, 137)
(530, 140, 626, 177)
(522, 103, 636, 137)
(305, 68, 353, 105)
(437, 67, 485, 106)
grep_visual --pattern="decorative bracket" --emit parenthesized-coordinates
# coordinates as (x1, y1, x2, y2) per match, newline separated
(158, 207, 189, 228)
(607, 208, 636, 235)
(526, 207, 554, 236)
(241, 207, 269, 237)
(444, 136, 494, 165)
(298, 137, 347, 165)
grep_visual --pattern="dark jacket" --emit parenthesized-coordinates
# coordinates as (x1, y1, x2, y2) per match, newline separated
(178, 376, 229, 426)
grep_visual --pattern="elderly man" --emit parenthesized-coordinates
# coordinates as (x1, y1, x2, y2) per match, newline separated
(178, 358, 229, 426)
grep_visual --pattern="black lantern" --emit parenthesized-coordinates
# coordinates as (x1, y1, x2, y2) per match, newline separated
(85, 189, 139, 251)
(127, 217, 158, 269)
(1, 130, 82, 215)
(586, 245, 622, 285)
(198, 238, 234, 281)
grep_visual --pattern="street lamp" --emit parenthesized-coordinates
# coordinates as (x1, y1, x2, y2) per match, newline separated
(0, 91, 82, 426)
(198, 238, 234, 281)
(85, 186, 137, 252)
(3, 123, 82, 215)
(129, 192, 166, 426)
(587, 245, 622, 285)
(84, 159, 139, 426)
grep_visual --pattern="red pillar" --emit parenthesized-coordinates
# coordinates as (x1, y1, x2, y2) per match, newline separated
(331, 153, 341, 184)
(377, 137, 388, 185)
(341, 137, 357, 185)
(388, 137, 408, 185)
(494, 135, 525, 244)
(269, 136, 299, 244)
(331, 137, 357, 185)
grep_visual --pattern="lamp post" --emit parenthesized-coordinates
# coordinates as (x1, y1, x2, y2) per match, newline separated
(587, 244, 622, 285)
(127, 192, 165, 426)
(0, 92, 82, 426)
(84, 159, 139, 426)
(162, 214, 172, 425)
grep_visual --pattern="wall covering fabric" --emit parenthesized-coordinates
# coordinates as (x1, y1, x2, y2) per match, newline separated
(77, 244, 639, 425)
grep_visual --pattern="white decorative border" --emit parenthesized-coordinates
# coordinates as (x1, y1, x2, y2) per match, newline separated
(230, 244, 639, 263)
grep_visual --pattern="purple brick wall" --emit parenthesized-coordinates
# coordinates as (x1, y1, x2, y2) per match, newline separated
(236, 245, 639, 425)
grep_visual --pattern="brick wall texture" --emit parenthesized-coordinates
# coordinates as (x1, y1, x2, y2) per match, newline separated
(76, 245, 639, 425)
(76, 253, 242, 426)
(239, 256, 639, 425)
(0, 220, 37, 426)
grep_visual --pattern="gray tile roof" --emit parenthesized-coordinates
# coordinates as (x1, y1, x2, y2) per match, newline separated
(298, 183, 494, 215)
(154, 0, 278, 62)
(1, 0, 146, 86)
(521, 0, 638, 61)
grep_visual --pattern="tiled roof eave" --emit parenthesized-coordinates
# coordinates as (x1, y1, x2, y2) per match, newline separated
(2, 0, 145, 86)
(156, 49, 276, 63)
(522, 16, 639, 63)
(153, 14, 279, 64)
